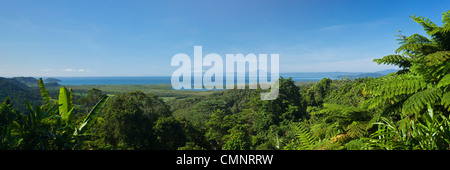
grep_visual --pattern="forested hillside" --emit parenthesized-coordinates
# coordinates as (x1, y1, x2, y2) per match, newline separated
(1, 11, 450, 150)
(0, 77, 42, 114)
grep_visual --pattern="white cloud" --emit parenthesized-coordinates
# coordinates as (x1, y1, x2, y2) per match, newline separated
(61, 68, 91, 72)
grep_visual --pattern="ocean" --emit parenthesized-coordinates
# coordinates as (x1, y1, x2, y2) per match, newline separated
(47, 76, 324, 85)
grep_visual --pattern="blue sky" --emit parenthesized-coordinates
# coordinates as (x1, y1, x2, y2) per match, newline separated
(0, 0, 449, 76)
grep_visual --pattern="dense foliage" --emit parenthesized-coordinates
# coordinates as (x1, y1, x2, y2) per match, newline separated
(1, 11, 450, 150)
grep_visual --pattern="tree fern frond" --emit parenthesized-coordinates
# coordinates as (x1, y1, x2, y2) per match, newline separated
(366, 73, 427, 99)
(361, 96, 386, 110)
(395, 34, 408, 45)
(441, 91, 450, 111)
(442, 10, 450, 28)
(410, 15, 438, 36)
(295, 125, 316, 150)
(318, 103, 347, 115)
(429, 11, 450, 36)
(402, 88, 441, 117)
(395, 43, 440, 55)
(345, 121, 368, 138)
(406, 33, 433, 44)
(437, 74, 450, 88)
(442, 26, 450, 34)
(373, 55, 412, 69)
(424, 51, 450, 66)
(410, 62, 450, 84)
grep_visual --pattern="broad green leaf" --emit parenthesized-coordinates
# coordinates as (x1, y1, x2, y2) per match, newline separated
(58, 86, 74, 123)
(58, 87, 72, 115)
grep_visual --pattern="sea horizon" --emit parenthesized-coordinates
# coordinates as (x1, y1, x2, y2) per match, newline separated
(2, 69, 398, 86)
(41, 76, 325, 85)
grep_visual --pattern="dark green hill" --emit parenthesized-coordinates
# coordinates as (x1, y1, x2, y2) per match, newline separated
(10, 77, 39, 88)
(336, 73, 385, 79)
(0, 77, 41, 113)
(44, 78, 61, 83)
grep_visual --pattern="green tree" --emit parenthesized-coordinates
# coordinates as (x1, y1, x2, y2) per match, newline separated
(153, 116, 186, 150)
(305, 78, 332, 106)
(96, 91, 182, 150)
(0, 97, 21, 149)
(97, 91, 156, 149)
(250, 77, 308, 149)
(259, 77, 308, 126)
(205, 109, 229, 149)
(0, 98, 19, 130)
(222, 125, 251, 150)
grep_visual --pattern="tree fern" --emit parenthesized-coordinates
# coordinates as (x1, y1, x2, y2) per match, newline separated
(350, 10, 450, 150)
(365, 11, 450, 150)
(368, 11, 450, 118)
